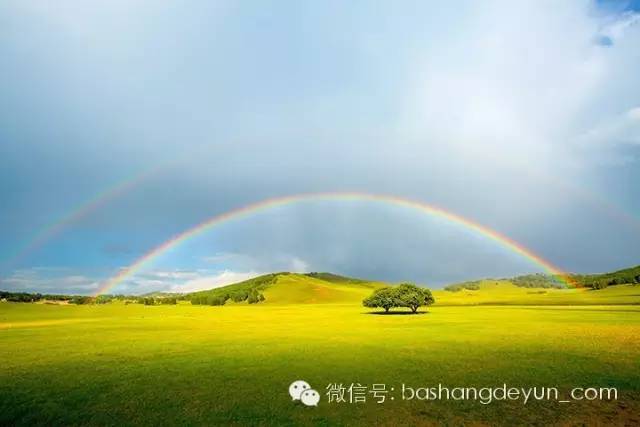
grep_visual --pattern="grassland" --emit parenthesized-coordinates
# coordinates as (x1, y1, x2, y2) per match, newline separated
(433, 280, 640, 306)
(185, 272, 640, 307)
(1, 276, 640, 426)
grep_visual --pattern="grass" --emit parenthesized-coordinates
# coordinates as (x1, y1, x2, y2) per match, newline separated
(190, 272, 640, 307)
(261, 274, 382, 304)
(433, 280, 640, 306)
(1, 293, 640, 425)
(187, 273, 384, 306)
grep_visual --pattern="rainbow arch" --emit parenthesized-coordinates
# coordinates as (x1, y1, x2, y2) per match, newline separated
(2, 167, 162, 269)
(95, 192, 575, 295)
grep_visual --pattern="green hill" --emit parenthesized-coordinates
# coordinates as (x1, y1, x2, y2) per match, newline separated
(444, 265, 640, 291)
(435, 279, 640, 306)
(186, 272, 385, 305)
(262, 273, 383, 304)
(303, 272, 369, 283)
(185, 266, 640, 307)
(571, 264, 640, 289)
(188, 273, 279, 305)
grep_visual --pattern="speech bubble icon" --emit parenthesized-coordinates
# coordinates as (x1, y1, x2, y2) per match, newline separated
(300, 389, 320, 407)
(289, 380, 311, 400)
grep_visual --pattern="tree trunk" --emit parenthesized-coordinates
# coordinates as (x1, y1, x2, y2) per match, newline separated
(411, 306, 418, 313)
(384, 307, 390, 313)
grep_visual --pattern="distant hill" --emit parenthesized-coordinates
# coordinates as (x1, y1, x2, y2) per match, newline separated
(2, 265, 638, 307)
(188, 273, 280, 305)
(433, 280, 640, 306)
(444, 275, 565, 292)
(444, 265, 640, 292)
(571, 265, 640, 289)
(139, 291, 183, 298)
(186, 272, 384, 306)
(303, 272, 369, 284)
(185, 269, 640, 307)
(185, 265, 640, 307)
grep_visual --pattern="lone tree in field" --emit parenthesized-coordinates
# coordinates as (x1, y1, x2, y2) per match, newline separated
(362, 283, 435, 313)
(362, 287, 399, 313)
(395, 283, 435, 313)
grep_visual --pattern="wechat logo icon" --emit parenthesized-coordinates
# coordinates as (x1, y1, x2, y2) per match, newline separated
(289, 380, 320, 406)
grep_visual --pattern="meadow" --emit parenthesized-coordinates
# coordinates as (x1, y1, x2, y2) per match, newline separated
(1, 279, 640, 426)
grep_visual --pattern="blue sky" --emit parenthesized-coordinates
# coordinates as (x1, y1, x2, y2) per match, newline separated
(1, 1, 639, 294)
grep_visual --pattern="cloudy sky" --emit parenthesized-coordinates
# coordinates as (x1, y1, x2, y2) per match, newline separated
(1, 0, 639, 295)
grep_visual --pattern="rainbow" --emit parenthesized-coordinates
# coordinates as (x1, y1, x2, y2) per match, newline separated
(3, 167, 161, 269)
(95, 192, 575, 295)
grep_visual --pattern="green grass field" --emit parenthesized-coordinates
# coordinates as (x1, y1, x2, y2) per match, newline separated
(1, 276, 640, 426)
(433, 280, 640, 306)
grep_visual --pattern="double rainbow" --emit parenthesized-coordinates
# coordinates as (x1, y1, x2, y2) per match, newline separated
(94, 192, 575, 295)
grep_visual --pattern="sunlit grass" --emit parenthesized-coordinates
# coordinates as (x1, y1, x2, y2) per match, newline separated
(1, 300, 639, 425)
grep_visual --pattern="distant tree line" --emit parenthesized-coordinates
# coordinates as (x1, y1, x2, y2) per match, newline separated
(363, 283, 435, 313)
(443, 266, 640, 292)
(511, 274, 565, 289)
(190, 288, 265, 306)
(512, 267, 640, 290)
(187, 274, 275, 306)
(0, 291, 181, 305)
(571, 265, 640, 289)
(305, 272, 366, 284)
(0, 291, 74, 303)
(444, 281, 482, 292)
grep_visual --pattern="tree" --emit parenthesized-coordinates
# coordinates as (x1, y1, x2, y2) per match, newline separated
(95, 295, 112, 304)
(362, 287, 399, 313)
(592, 281, 608, 290)
(70, 296, 94, 305)
(207, 295, 227, 306)
(230, 291, 248, 302)
(362, 283, 435, 313)
(395, 283, 435, 313)
(247, 288, 263, 304)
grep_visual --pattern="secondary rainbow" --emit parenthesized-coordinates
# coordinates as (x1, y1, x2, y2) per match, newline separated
(95, 192, 575, 295)
(3, 167, 161, 269)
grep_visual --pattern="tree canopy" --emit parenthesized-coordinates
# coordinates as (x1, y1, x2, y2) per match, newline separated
(363, 283, 435, 313)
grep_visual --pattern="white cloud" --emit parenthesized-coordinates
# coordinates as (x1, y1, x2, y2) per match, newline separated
(0, 269, 100, 294)
(576, 106, 640, 148)
(1, 251, 309, 295)
(288, 257, 309, 273)
(167, 270, 263, 293)
(107, 267, 266, 294)
(200, 252, 253, 265)
(144, 270, 201, 280)
(600, 11, 640, 42)
(396, 2, 640, 173)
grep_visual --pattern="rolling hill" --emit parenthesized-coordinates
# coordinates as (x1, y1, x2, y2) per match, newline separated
(187, 272, 385, 305)
(3, 266, 639, 307)
(433, 279, 640, 306)
(186, 266, 640, 307)
(571, 264, 640, 288)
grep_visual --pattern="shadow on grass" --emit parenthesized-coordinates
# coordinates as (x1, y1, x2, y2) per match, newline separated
(363, 311, 428, 315)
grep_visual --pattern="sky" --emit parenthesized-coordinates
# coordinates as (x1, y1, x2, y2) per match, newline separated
(1, 0, 639, 295)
